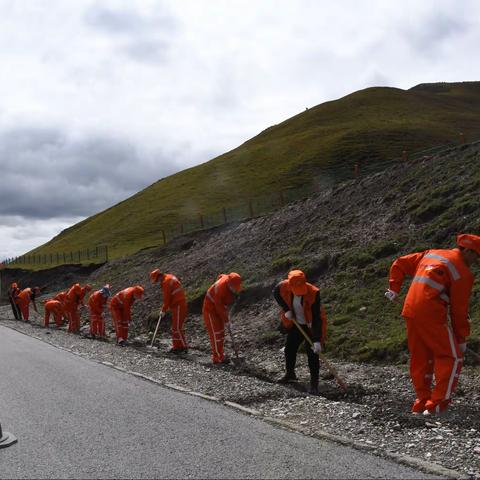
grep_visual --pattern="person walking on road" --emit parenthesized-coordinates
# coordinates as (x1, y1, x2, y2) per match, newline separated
(385, 234, 480, 416)
(44, 299, 64, 328)
(150, 269, 188, 354)
(109, 286, 144, 346)
(16, 287, 40, 322)
(273, 270, 326, 395)
(8, 283, 21, 320)
(88, 285, 111, 339)
(202, 273, 242, 365)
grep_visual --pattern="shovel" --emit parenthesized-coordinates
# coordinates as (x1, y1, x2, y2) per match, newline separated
(226, 320, 246, 367)
(290, 316, 348, 391)
(149, 311, 165, 348)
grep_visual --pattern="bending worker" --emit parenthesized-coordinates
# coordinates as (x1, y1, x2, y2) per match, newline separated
(44, 299, 64, 328)
(203, 273, 242, 364)
(273, 270, 325, 395)
(16, 287, 40, 322)
(88, 285, 111, 339)
(64, 283, 86, 333)
(150, 269, 188, 354)
(109, 285, 144, 346)
(385, 234, 480, 416)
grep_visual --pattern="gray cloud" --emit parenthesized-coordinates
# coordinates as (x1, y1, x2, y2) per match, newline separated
(0, 127, 178, 220)
(84, 3, 177, 35)
(401, 11, 470, 57)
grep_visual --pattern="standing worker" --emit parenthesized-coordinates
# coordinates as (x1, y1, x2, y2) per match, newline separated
(202, 273, 242, 365)
(88, 285, 111, 339)
(44, 300, 64, 328)
(385, 234, 480, 416)
(16, 287, 40, 322)
(64, 283, 84, 333)
(109, 286, 144, 346)
(273, 270, 325, 395)
(8, 283, 21, 320)
(149, 269, 188, 354)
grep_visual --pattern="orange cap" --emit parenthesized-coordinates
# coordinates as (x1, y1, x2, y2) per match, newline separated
(288, 270, 308, 295)
(457, 234, 480, 255)
(228, 272, 242, 292)
(149, 269, 162, 283)
(133, 285, 144, 299)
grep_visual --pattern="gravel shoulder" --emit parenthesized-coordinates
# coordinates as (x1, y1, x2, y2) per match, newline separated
(2, 304, 479, 479)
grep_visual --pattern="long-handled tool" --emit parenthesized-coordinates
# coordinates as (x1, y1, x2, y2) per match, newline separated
(466, 347, 480, 362)
(290, 316, 348, 391)
(226, 320, 245, 366)
(149, 311, 165, 348)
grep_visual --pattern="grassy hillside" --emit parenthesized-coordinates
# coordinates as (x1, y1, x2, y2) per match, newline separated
(29, 81, 480, 259)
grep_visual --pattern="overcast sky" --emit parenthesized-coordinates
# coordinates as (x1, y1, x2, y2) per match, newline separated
(1, 0, 479, 260)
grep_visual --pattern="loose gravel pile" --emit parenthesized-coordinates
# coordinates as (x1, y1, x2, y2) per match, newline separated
(2, 305, 480, 479)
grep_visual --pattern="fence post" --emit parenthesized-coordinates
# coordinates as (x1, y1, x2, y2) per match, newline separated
(180, 224, 184, 234)
(279, 191, 285, 207)
(49, 254, 53, 264)
(43, 255, 46, 264)
(354, 163, 360, 178)
(63, 252, 66, 263)
(87, 249, 90, 261)
(56, 253, 59, 264)
(77, 251, 81, 263)
(199, 214, 204, 228)
(95, 246, 98, 258)
(248, 200, 254, 218)
(161, 231, 166, 245)
(402, 149, 408, 161)
(459, 132, 466, 144)
(70, 252, 73, 262)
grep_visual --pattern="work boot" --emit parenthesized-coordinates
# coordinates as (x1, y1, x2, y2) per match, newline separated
(411, 398, 428, 415)
(278, 370, 297, 384)
(423, 400, 449, 416)
(308, 381, 319, 395)
(168, 348, 188, 355)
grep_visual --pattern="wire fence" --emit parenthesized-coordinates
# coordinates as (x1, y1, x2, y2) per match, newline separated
(1, 246, 108, 269)
(1, 133, 477, 270)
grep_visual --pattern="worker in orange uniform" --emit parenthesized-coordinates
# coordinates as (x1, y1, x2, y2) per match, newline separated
(16, 287, 40, 321)
(202, 273, 242, 364)
(64, 283, 84, 333)
(149, 269, 188, 354)
(386, 234, 480, 416)
(53, 290, 68, 325)
(8, 283, 21, 320)
(273, 270, 326, 395)
(44, 300, 64, 328)
(88, 285, 111, 339)
(109, 285, 144, 346)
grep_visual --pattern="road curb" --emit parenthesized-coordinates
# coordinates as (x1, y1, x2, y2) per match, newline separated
(263, 416, 467, 480)
(0, 320, 467, 479)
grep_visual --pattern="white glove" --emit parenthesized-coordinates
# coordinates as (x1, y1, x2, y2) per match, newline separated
(313, 342, 322, 354)
(459, 343, 467, 353)
(384, 289, 398, 302)
(285, 311, 293, 320)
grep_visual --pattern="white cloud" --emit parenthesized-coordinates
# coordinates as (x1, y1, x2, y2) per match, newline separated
(0, 0, 480, 259)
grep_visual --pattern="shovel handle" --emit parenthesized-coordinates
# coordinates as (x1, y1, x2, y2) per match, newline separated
(150, 313, 163, 347)
(290, 316, 348, 391)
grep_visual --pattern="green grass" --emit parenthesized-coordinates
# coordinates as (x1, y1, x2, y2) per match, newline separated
(22, 81, 480, 261)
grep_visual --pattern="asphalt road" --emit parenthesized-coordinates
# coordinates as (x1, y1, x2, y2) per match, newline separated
(0, 325, 438, 479)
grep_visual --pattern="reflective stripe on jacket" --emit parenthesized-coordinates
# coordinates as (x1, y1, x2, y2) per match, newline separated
(389, 248, 474, 339)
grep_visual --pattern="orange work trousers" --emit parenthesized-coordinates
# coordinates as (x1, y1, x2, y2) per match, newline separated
(66, 307, 81, 333)
(171, 301, 188, 350)
(406, 316, 463, 410)
(17, 301, 30, 321)
(110, 304, 130, 342)
(202, 305, 225, 363)
(44, 302, 63, 327)
(89, 309, 106, 337)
